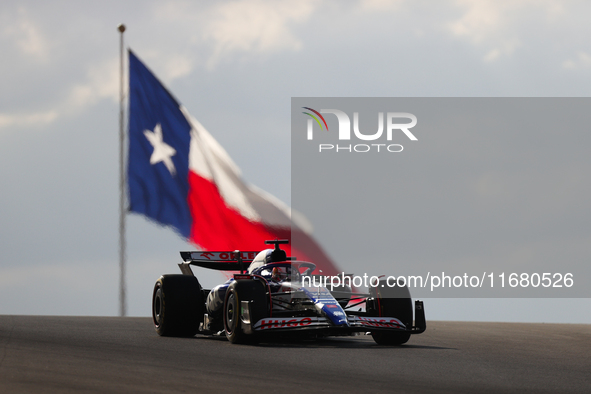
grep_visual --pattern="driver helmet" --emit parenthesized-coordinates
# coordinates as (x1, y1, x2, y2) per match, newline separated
(271, 267, 281, 281)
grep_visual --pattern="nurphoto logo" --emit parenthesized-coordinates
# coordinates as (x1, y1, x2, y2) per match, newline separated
(302, 107, 418, 153)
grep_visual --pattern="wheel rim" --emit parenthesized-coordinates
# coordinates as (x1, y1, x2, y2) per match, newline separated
(226, 292, 236, 334)
(153, 287, 163, 326)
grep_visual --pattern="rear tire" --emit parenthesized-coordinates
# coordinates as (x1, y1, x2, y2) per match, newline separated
(152, 275, 204, 337)
(224, 280, 269, 344)
(367, 278, 412, 345)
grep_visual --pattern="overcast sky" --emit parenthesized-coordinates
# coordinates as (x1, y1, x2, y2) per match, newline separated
(1, 0, 590, 322)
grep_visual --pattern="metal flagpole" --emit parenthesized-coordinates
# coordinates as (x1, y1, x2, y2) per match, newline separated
(117, 23, 127, 317)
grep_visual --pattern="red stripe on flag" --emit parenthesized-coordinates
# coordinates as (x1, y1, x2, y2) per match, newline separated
(187, 170, 340, 276)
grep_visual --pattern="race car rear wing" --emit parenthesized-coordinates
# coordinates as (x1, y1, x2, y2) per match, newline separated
(178, 250, 260, 274)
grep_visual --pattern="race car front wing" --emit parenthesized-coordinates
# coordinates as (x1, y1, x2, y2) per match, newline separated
(240, 300, 426, 335)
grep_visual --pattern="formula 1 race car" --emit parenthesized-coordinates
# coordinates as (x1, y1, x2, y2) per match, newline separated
(151, 240, 426, 345)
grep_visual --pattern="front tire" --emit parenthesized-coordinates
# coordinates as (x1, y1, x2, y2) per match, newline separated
(224, 280, 269, 344)
(367, 278, 412, 345)
(152, 275, 204, 337)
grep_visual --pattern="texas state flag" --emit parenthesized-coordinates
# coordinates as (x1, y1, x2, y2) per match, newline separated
(127, 50, 340, 275)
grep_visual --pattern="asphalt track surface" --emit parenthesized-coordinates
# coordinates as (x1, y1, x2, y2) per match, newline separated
(0, 316, 589, 393)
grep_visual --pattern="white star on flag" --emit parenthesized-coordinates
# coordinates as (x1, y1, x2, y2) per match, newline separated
(143, 123, 177, 176)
